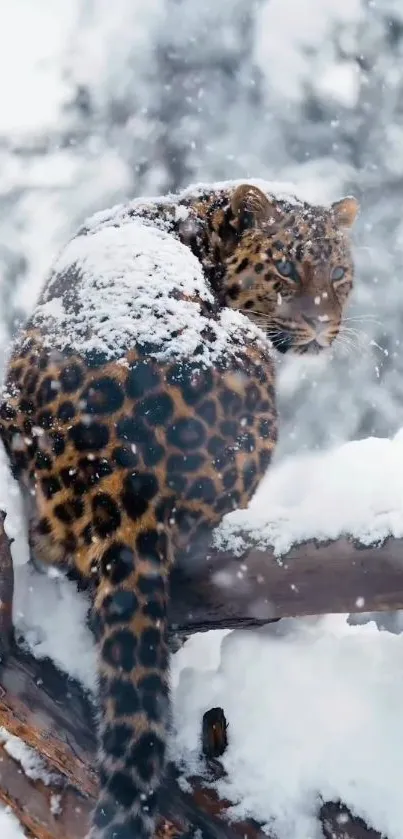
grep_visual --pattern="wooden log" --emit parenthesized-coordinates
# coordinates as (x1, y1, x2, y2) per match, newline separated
(171, 534, 403, 634)
(0, 644, 272, 839)
(0, 738, 90, 839)
(0, 644, 386, 839)
(0, 518, 399, 838)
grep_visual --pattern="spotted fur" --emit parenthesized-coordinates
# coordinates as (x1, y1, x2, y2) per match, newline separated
(0, 182, 358, 839)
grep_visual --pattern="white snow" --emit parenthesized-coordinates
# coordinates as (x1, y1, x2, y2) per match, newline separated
(0, 808, 26, 839)
(32, 213, 268, 365)
(255, 0, 363, 103)
(171, 615, 403, 839)
(0, 444, 96, 688)
(317, 61, 361, 109)
(0, 431, 403, 836)
(0, 728, 56, 785)
(83, 178, 315, 236)
(0, 1, 77, 135)
(215, 429, 403, 556)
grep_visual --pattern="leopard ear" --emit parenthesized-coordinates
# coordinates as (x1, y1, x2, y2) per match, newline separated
(331, 196, 359, 228)
(230, 184, 272, 231)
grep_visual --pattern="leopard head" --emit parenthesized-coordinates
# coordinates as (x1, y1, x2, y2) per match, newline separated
(221, 183, 359, 355)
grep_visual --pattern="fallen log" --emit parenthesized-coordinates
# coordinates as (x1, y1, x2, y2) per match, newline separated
(0, 518, 401, 837)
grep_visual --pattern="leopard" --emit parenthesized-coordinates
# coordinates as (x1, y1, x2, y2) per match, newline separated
(0, 180, 359, 839)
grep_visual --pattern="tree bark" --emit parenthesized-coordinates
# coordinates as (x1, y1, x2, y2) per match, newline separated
(0, 519, 400, 838)
(171, 533, 403, 634)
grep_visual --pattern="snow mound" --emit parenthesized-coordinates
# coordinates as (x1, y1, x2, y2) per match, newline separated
(215, 429, 403, 556)
(172, 615, 403, 839)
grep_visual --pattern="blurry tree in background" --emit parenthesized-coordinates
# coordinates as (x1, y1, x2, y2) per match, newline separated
(1, 0, 403, 458)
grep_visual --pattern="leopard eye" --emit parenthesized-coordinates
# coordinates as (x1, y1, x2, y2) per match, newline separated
(331, 266, 346, 282)
(275, 259, 295, 279)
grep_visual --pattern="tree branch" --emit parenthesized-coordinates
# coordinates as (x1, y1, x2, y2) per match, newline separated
(171, 534, 403, 634)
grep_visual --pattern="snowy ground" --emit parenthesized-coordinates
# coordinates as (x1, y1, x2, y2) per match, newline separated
(2, 431, 403, 839)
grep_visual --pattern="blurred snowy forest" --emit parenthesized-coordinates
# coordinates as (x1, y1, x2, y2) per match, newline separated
(1, 0, 402, 459)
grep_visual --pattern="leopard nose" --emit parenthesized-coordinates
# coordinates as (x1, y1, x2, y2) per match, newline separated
(303, 314, 330, 331)
(302, 315, 317, 329)
(302, 314, 333, 347)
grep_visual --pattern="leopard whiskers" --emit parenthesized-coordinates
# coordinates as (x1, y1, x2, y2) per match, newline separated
(240, 307, 375, 358)
(334, 335, 358, 358)
(240, 308, 272, 326)
(343, 314, 382, 327)
(333, 325, 372, 359)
